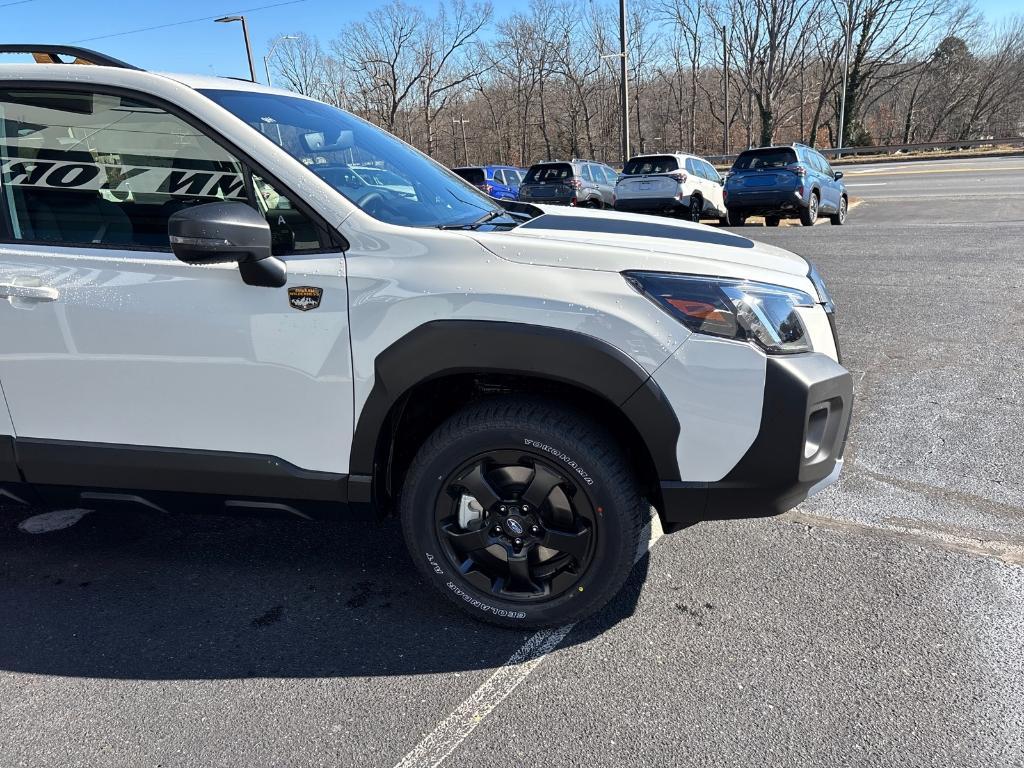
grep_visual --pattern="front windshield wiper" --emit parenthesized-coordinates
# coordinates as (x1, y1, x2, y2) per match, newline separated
(437, 209, 508, 230)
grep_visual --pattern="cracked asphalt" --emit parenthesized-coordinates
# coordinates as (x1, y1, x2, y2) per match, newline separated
(1, 156, 1022, 767)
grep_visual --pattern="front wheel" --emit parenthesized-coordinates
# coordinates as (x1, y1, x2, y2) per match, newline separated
(400, 397, 644, 628)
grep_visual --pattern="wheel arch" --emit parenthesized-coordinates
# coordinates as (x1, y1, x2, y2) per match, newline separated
(349, 320, 681, 511)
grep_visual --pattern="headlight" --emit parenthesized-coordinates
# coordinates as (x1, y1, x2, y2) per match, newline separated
(624, 271, 816, 354)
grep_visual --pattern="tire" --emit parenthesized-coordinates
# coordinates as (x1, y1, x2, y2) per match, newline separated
(724, 208, 746, 226)
(765, 216, 781, 227)
(400, 397, 644, 629)
(800, 192, 819, 226)
(830, 195, 848, 225)
(687, 196, 703, 223)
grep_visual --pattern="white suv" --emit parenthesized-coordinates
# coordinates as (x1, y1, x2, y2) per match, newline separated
(615, 153, 728, 223)
(0, 47, 852, 628)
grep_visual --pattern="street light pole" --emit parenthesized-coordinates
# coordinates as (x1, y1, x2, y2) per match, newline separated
(836, 0, 854, 158)
(618, 0, 630, 163)
(215, 15, 257, 83)
(264, 35, 297, 87)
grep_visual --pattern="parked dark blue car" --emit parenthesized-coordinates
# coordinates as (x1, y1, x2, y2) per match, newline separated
(452, 165, 526, 201)
(723, 143, 848, 227)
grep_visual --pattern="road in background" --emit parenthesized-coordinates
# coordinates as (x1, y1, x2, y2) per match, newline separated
(0, 156, 1021, 767)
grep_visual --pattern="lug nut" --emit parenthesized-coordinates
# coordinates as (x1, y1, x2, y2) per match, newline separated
(514, 538, 523, 546)
(522, 504, 529, 512)
(531, 525, 539, 534)
(499, 505, 507, 513)
(494, 525, 502, 534)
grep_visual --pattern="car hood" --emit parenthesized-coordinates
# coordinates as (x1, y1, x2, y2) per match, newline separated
(471, 206, 811, 287)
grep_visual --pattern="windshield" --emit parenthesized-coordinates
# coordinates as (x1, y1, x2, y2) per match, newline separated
(524, 163, 573, 183)
(732, 148, 798, 170)
(623, 155, 679, 175)
(199, 90, 503, 228)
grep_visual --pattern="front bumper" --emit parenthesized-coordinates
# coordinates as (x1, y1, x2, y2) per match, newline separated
(659, 353, 853, 522)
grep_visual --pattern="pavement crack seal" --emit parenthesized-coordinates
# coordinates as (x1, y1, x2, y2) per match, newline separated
(393, 510, 664, 768)
(778, 509, 1024, 566)
(17, 509, 92, 534)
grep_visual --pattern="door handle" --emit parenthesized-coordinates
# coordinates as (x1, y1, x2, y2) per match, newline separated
(0, 283, 60, 302)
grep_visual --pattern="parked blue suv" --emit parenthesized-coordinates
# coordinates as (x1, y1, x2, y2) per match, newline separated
(452, 165, 526, 201)
(723, 144, 848, 227)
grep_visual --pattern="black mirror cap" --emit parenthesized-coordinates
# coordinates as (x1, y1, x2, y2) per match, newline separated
(834, 170, 844, 180)
(169, 201, 273, 266)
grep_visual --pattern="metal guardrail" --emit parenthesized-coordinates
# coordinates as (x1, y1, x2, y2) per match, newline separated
(704, 136, 1024, 165)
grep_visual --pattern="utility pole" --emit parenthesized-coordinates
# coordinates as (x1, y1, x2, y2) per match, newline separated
(722, 25, 730, 155)
(836, 0, 854, 158)
(215, 15, 257, 83)
(619, 0, 630, 163)
(453, 116, 470, 165)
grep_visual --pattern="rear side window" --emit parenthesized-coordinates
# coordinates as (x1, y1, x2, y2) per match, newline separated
(580, 164, 594, 182)
(732, 148, 798, 170)
(524, 163, 573, 183)
(622, 155, 679, 175)
(453, 167, 485, 185)
(702, 161, 721, 183)
(0, 88, 323, 254)
(685, 157, 703, 177)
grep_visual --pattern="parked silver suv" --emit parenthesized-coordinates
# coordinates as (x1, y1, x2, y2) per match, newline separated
(517, 159, 618, 208)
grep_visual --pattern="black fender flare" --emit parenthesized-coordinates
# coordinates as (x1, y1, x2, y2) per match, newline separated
(349, 320, 681, 490)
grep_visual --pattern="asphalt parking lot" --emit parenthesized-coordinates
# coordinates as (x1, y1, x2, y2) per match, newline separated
(1, 155, 1022, 768)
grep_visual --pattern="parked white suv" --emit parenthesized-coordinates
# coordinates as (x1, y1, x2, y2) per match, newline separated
(615, 153, 728, 223)
(0, 47, 852, 628)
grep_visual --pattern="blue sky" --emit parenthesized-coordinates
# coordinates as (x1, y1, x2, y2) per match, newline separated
(3, 0, 1019, 81)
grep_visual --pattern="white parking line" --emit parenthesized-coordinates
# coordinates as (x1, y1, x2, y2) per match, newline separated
(393, 511, 664, 768)
(846, 182, 888, 187)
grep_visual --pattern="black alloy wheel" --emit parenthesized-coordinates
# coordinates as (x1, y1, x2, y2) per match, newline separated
(688, 198, 703, 222)
(436, 451, 596, 601)
(401, 397, 643, 628)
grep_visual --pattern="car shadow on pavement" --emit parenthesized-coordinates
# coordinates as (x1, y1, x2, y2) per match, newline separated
(0, 505, 647, 680)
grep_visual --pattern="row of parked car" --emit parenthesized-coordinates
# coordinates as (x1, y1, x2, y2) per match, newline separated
(452, 143, 849, 227)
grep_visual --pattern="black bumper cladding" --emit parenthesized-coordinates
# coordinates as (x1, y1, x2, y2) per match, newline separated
(660, 353, 853, 522)
(614, 197, 685, 213)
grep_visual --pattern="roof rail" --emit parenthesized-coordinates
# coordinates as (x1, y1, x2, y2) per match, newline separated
(0, 44, 142, 70)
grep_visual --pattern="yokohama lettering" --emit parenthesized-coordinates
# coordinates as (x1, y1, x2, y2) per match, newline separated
(523, 439, 594, 485)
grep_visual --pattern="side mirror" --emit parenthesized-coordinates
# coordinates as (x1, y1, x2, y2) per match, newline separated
(169, 202, 287, 288)
(834, 171, 844, 180)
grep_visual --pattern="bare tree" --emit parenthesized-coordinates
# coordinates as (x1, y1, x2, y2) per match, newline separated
(731, 0, 821, 146)
(835, 0, 963, 146)
(334, 0, 426, 130)
(416, 0, 493, 156)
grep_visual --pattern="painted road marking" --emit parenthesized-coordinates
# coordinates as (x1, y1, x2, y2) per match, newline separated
(18, 508, 92, 533)
(845, 165, 1024, 177)
(846, 182, 888, 187)
(393, 510, 664, 768)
